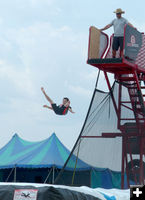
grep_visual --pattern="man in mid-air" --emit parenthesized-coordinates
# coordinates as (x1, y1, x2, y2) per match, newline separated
(99, 8, 133, 58)
(41, 87, 75, 115)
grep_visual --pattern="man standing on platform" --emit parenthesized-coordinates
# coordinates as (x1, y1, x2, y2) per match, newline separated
(99, 8, 133, 58)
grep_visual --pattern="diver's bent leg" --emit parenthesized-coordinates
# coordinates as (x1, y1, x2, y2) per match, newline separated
(41, 88, 54, 104)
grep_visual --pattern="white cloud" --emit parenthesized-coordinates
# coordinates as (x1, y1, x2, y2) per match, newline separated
(0, 62, 35, 96)
(3, 22, 88, 98)
(0, 38, 12, 53)
(0, 18, 3, 25)
(82, 70, 98, 81)
(7, 22, 86, 69)
(0, 13, 90, 149)
(128, 18, 145, 32)
(68, 84, 92, 97)
(15, 0, 55, 7)
(29, 0, 55, 6)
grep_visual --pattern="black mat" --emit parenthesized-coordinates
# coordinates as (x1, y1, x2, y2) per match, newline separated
(88, 58, 122, 64)
(0, 185, 101, 200)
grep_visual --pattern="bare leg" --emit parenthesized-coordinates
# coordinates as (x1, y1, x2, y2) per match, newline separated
(43, 105, 53, 110)
(120, 50, 123, 58)
(41, 87, 54, 104)
(112, 50, 116, 58)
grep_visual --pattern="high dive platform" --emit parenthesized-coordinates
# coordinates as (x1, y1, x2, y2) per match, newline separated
(55, 25, 145, 189)
(87, 25, 145, 75)
(87, 25, 145, 188)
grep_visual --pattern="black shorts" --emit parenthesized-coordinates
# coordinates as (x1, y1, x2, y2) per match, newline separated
(51, 104, 62, 115)
(112, 37, 124, 51)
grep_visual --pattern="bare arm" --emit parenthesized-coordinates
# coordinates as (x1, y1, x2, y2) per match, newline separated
(99, 24, 112, 32)
(68, 108, 75, 114)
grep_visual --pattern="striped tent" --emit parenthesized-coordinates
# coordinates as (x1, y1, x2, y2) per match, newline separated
(0, 133, 91, 184)
(0, 133, 90, 170)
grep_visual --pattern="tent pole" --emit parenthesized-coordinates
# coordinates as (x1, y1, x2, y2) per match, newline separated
(14, 166, 16, 182)
(5, 168, 15, 182)
(44, 168, 53, 184)
(52, 166, 55, 184)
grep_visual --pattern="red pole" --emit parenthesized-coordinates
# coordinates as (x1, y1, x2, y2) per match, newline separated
(127, 140, 137, 184)
(121, 136, 125, 189)
(139, 137, 144, 184)
(124, 136, 130, 188)
(125, 153, 130, 188)
(117, 82, 122, 130)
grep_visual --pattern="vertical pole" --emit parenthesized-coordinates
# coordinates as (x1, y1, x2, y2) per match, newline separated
(118, 82, 122, 130)
(127, 141, 137, 184)
(71, 140, 81, 186)
(52, 166, 55, 184)
(140, 137, 144, 184)
(123, 136, 130, 188)
(14, 166, 16, 182)
(125, 146, 130, 188)
(90, 169, 92, 188)
(44, 168, 53, 184)
(121, 136, 125, 189)
(5, 168, 14, 182)
(133, 71, 141, 91)
(125, 156, 130, 188)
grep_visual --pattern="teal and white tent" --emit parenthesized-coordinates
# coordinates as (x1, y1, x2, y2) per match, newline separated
(0, 133, 91, 184)
(0, 133, 90, 170)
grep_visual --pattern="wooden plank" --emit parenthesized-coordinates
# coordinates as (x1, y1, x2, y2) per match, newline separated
(88, 26, 100, 59)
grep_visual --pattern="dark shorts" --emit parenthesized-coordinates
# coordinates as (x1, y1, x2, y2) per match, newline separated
(112, 37, 124, 51)
(51, 104, 62, 115)
(51, 104, 69, 115)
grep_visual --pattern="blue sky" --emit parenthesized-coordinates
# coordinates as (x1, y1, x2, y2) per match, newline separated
(0, 0, 145, 150)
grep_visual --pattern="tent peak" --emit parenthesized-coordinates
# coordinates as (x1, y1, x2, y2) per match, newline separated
(50, 133, 58, 140)
(13, 133, 19, 137)
(51, 132, 56, 137)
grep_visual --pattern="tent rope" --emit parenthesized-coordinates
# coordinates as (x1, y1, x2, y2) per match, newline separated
(5, 167, 15, 182)
(71, 139, 81, 185)
(44, 167, 53, 184)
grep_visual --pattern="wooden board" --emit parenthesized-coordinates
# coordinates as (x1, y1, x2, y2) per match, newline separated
(88, 26, 100, 59)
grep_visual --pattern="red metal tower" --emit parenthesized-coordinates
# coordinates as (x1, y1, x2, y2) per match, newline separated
(87, 25, 145, 188)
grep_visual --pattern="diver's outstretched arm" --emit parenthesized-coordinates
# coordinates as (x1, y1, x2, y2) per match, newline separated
(68, 108, 75, 114)
(41, 87, 54, 104)
(65, 101, 75, 114)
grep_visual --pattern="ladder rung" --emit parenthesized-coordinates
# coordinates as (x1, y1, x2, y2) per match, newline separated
(136, 109, 143, 112)
(121, 118, 136, 120)
(119, 77, 135, 81)
(128, 87, 137, 89)
(121, 101, 131, 103)
(121, 101, 143, 104)
(127, 86, 145, 90)
(121, 118, 145, 120)
(130, 94, 145, 98)
(130, 94, 139, 97)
